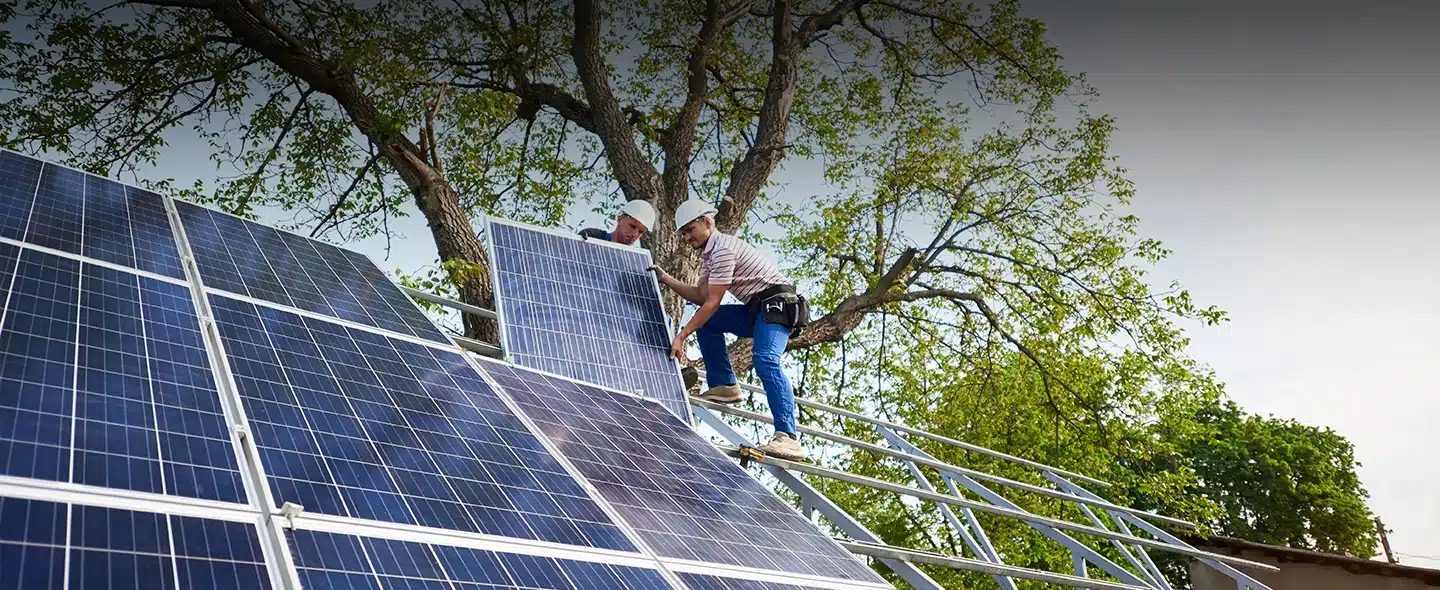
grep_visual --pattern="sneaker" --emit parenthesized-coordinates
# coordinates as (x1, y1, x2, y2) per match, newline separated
(695, 384, 741, 403)
(756, 432, 806, 461)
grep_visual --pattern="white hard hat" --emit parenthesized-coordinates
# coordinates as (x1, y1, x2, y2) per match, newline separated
(674, 198, 718, 231)
(618, 199, 656, 231)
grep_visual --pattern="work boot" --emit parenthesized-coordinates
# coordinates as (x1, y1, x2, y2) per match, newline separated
(757, 432, 806, 461)
(696, 384, 742, 403)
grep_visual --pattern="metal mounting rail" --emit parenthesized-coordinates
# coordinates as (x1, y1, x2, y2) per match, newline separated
(691, 368, 1111, 488)
(691, 398, 1193, 530)
(834, 540, 1155, 590)
(401, 286, 498, 320)
(450, 334, 504, 358)
(713, 446, 1277, 573)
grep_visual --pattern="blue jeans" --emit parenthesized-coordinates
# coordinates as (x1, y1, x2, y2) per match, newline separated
(697, 304, 797, 436)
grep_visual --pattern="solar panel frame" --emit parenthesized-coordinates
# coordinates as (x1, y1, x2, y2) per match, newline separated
(0, 151, 187, 281)
(484, 218, 693, 423)
(204, 293, 642, 553)
(470, 359, 891, 588)
(171, 199, 451, 345)
(0, 246, 250, 506)
(0, 496, 279, 590)
(279, 518, 679, 590)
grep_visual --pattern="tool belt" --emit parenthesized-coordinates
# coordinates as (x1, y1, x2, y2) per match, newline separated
(746, 284, 811, 333)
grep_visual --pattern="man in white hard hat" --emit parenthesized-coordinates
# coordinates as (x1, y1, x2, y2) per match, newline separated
(579, 199, 656, 246)
(650, 199, 811, 460)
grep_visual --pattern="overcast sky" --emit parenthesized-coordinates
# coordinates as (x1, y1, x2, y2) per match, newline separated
(128, 0, 1439, 567)
(1022, 0, 1440, 564)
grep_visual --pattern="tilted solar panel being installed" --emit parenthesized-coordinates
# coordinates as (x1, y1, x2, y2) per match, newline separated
(172, 199, 450, 345)
(487, 219, 691, 421)
(0, 497, 272, 590)
(208, 295, 635, 551)
(0, 150, 185, 280)
(473, 359, 889, 587)
(0, 244, 247, 503)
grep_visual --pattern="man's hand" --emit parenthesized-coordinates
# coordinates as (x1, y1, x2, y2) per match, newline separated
(669, 334, 687, 361)
(648, 264, 672, 286)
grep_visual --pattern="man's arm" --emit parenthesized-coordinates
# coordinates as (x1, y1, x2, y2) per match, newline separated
(670, 284, 728, 359)
(651, 266, 708, 304)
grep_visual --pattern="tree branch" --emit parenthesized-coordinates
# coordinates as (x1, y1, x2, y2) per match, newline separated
(570, 0, 662, 202)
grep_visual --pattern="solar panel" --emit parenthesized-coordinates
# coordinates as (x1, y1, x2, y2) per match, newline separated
(173, 200, 449, 344)
(0, 151, 185, 280)
(473, 360, 886, 586)
(0, 246, 246, 503)
(287, 528, 674, 589)
(0, 497, 273, 589)
(208, 294, 633, 550)
(487, 219, 689, 420)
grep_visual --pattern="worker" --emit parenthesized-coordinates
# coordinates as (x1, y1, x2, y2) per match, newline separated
(578, 199, 657, 246)
(650, 199, 810, 460)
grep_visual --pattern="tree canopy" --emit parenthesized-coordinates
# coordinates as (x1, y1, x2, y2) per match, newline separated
(0, 0, 1379, 585)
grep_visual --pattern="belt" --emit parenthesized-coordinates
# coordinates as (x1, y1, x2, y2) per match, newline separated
(746, 284, 796, 307)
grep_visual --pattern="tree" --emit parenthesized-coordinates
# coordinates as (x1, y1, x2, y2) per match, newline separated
(1, 0, 1377, 585)
(1152, 399, 1378, 557)
(0, 0, 1219, 394)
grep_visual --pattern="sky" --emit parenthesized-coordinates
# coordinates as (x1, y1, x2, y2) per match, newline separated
(1020, 0, 1440, 564)
(114, 0, 1438, 568)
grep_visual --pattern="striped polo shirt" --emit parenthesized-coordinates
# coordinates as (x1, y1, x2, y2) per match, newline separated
(699, 231, 789, 301)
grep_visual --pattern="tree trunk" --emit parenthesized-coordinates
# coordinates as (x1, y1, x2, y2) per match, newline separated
(207, 0, 498, 341)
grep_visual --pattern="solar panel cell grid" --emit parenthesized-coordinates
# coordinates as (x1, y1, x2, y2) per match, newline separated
(23, 164, 84, 255)
(209, 295, 632, 550)
(474, 360, 884, 584)
(0, 497, 272, 590)
(173, 200, 449, 344)
(488, 221, 688, 420)
(0, 153, 186, 280)
(0, 151, 44, 241)
(0, 247, 245, 502)
(288, 529, 674, 590)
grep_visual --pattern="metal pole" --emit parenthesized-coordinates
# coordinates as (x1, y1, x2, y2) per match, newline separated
(1043, 473, 1274, 590)
(692, 368, 1111, 488)
(690, 398, 1191, 529)
(834, 540, 1153, 590)
(717, 446, 1279, 572)
(400, 285, 498, 320)
(691, 407, 947, 590)
(878, 430, 1154, 587)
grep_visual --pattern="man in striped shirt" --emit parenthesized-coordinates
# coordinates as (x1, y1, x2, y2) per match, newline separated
(650, 199, 805, 460)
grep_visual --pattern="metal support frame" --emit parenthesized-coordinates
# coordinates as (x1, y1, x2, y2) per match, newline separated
(691, 406, 946, 590)
(401, 285, 497, 320)
(837, 540, 1154, 590)
(1044, 473, 1272, 590)
(880, 429, 1153, 588)
(400, 260, 1278, 590)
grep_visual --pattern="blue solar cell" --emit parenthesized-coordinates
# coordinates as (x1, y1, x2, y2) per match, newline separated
(80, 176, 135, 270)
(124, 186, 186, 279)
(174, 200, 449, 344)
(475, 360, 884, 584)
(0, 155, 186, 280)
(0, 151, 44, 241)
(24, 163, 84, 254)
(0, 248, 244, 502)
(288, 529, 672, 590)
(0, 497, 272, 590)
(209, 295, 631, 549)
(487, 221, 688, 420)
